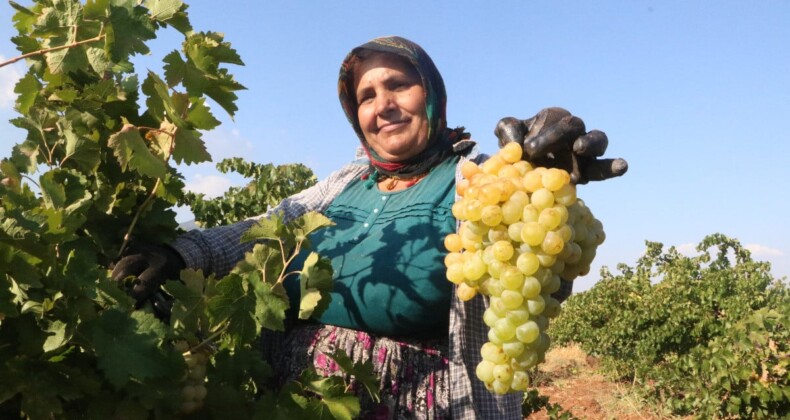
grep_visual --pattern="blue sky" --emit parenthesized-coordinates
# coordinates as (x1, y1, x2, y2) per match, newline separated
(1, 1, 788, 291)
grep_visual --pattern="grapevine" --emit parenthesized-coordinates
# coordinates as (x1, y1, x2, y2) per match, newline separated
(0, 1, 372, 418)
(445, 142, 605, 394)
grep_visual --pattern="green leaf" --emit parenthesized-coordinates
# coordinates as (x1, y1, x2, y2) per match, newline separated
(255, 278, 290, 332)
(86, 46, 112, 74)
(162, 50, 186, 87)
(144, 0, 183, 21)
(83, 0, 109, 20)
(90, 309, 178, 387)
(106, 2, 155, 62)
(107, 124, 167, 178)
(298, 252, 333, 320)
(39, 168, 92, 215)
(233, 243, 284, 287)
(143, 71, 188, 127)
(187, 97, 221, 130)
(9, 1, 37, 33)
(326, 349, 380, 403)
(14, 72, 41, 114)
(296, 212, 334, 239)
(163, 269, 208, 336)
(64, 129, 101, 172)
(241, 213, 286, 243)
(43, 320, 69, 352)
(207, 273, 260, 346)
(172, 127, 211, 164)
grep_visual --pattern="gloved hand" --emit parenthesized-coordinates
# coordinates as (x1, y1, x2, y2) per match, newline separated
(112, 243, 185, 315)
(494, 107, 628, 184)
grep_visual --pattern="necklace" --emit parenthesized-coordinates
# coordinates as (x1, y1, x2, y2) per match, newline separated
(382, 172, 428, 190)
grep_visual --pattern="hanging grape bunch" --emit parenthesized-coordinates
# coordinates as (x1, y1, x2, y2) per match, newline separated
(444, 141, 605, 394)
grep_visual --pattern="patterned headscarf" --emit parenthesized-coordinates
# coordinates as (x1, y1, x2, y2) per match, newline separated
(338, 36, 468, 179)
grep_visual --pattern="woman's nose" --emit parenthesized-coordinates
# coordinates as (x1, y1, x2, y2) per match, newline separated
(374, 91, 396, 114)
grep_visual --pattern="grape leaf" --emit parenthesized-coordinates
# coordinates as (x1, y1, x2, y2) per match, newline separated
(90, 309, 177, 387)
(172, 126, 211, 164)
(187, 97, 221, 130)
(255, 279, 290, 332)
(9, 1, 36, 33)
(86, 46, 111, 74)
(234, 243, 284, 286)
(39, 169, 92, 215)
(106, 2, 156, 62)
(107, 124, 167, 178)
(298, 252, 333, 320)
(326, 349, 380, 403)
(144, 71, 188, 127)
(14, 72, 41, 115)
(144, 0, 183, 21)
(83, 0, 109, 20)
(300, 371, 360, 420)
(43, 320, 68, 352)
(240, 215, 285, 243)
(296, 212, 334, 239)
(207, 273, 260, 347)
(64, 129, 101, 172)
(163, 269, 208, 336)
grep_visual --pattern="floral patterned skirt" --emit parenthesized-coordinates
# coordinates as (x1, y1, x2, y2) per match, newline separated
(265, 322, 451, 420)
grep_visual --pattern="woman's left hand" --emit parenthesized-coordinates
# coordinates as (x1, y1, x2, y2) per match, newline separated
(494, 107, 628, 184)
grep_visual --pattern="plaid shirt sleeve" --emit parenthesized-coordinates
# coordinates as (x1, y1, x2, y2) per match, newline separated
(171, 161, 368, 277)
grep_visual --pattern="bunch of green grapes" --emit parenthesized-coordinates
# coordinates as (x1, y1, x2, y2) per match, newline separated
(174, 340, 209, 414)
(444, 142, 605, 394)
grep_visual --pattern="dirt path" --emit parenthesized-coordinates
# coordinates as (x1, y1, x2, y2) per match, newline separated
(526, 345, 673, 420)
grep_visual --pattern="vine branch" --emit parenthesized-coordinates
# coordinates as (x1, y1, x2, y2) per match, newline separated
(0, 33, 106, 69)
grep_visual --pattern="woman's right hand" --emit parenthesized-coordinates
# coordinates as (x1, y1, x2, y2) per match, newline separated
(112, 243, 185, 304)
(494, 107, 628, 184)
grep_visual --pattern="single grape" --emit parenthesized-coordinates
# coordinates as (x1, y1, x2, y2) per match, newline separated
(515, 251, 540, 276)
(499, 142, 523, 163)
(481, 205, 503, 227)
(522, 170, 543, 192)
(541, 167, 570, 191)
(511, 371, 530, 391)
(500, 290, 524, 310)
(530, 188, 555, 210)
(505, 306, 530, 325)
(492, 363, 514, 383)
(456, 283, 478, 301)
(461, 160, 481, 180)
(476, 360, 496, 383)
(520, 222, 546, 246)
(502, 339, 525, 358)
(445, 262, 465, 285)
(520, 276, 542, 299)
(515, 320, 540, 344)
(526, 295, 546, 315)
(521, 204, 539, 223)
(500, 266, 524, 290)
(493, 318, 517, 341)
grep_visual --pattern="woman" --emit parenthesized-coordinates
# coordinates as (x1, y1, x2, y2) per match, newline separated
(114, 36, 624, 419)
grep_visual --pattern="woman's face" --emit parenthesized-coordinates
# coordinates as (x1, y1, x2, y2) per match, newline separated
(354, 54, 430, 162)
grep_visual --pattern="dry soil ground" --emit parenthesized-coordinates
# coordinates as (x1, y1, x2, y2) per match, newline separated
(526, 344, 683, 420)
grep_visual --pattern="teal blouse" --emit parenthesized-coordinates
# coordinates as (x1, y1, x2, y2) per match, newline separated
(286, 155, 459, 338)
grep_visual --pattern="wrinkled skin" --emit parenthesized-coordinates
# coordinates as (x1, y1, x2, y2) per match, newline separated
(495, 107, 628, 184)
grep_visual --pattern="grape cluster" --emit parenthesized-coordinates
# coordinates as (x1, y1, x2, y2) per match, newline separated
(174, 340, 209, 414)
(444, 142, 605, 394)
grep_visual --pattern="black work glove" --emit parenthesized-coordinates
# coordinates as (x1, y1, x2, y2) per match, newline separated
(112, 243, 185, 318)
(494, 107, 628, 184)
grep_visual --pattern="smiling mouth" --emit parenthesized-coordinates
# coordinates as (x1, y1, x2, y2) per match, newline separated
(379, 120, 409, 132)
